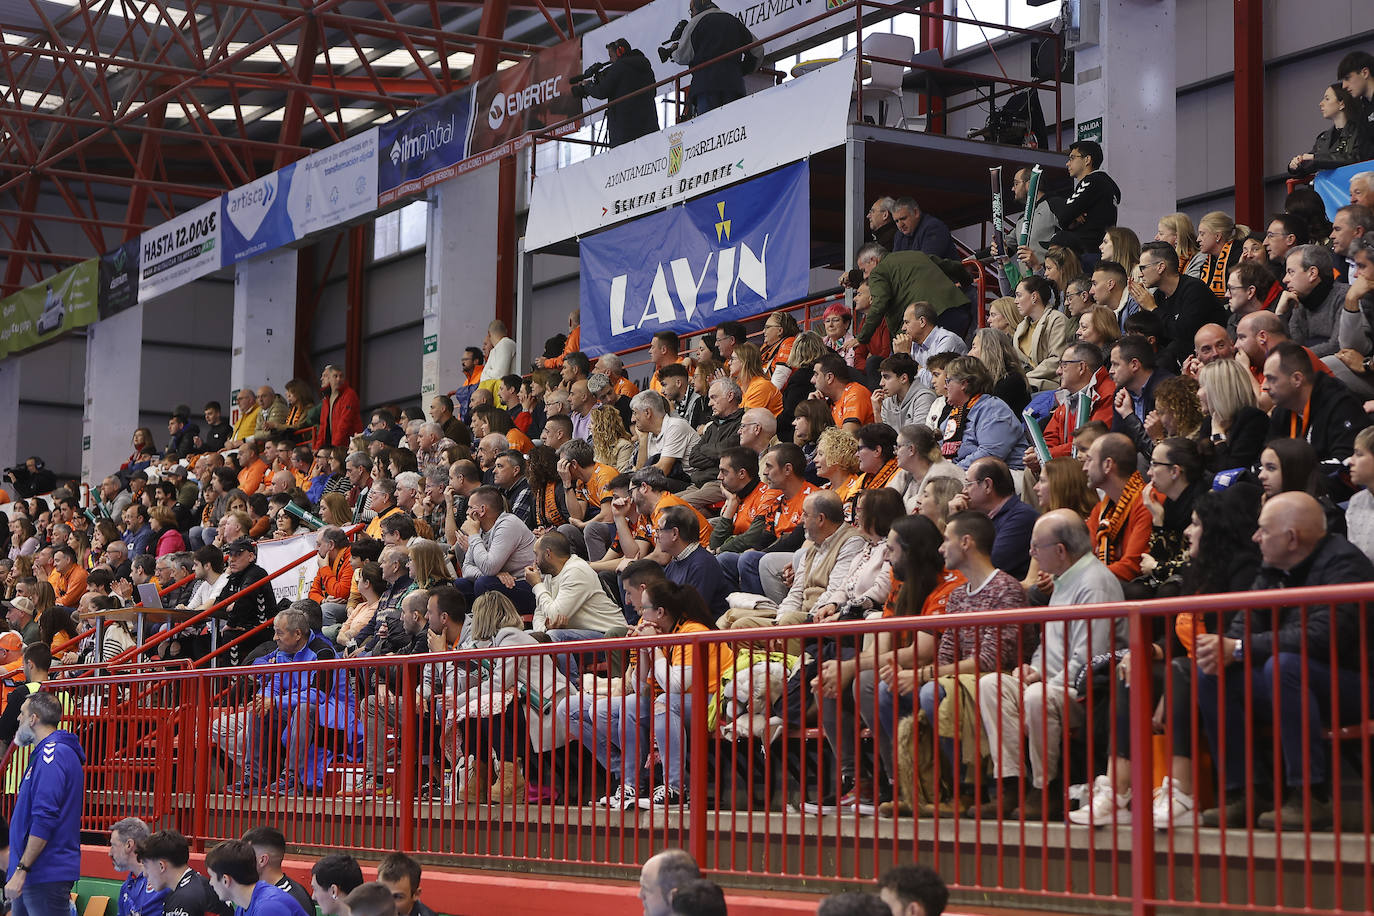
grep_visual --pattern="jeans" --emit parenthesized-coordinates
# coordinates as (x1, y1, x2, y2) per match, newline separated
(716, 550, 765, 595)
(573, 691, 694, 792)
(212, 703, 312, 784)
(321, 602, 348, 628)
(918, 681, 956, 771)
(12, 880, 73, 916)
(818, 665, 876, 779)
(1197, 652, 1372, 791)
(872, 680, 914, 778)
(545, 628, 608, 679)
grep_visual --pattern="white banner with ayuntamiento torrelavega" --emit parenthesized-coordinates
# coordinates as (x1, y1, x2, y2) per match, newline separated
(524, 58, 854, 250)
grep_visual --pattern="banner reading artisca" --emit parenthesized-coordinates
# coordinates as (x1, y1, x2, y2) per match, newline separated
(578, 160, 810, 356)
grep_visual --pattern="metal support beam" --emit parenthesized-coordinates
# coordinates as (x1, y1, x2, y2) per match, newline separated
(472, 0, 512, 80)
(496, 154, 518, 332)
(1233, 0, 1264, 228)
(122, 99, 168, 242)
(1, 181, 40, 294)
(275, 11, 324, 170)
(921, 1, 946, 136)
(843, 136, 864, 309)
(294, 243, 318, 380)
(344, 225, 367, 394)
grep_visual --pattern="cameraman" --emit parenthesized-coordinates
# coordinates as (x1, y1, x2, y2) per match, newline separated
(4, 457, 55, 499)
(574, 39, 658, 148)
(667, 0, 764, 117)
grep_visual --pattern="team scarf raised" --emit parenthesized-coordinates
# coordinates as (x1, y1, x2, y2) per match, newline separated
(1096, 472, 1146, 566)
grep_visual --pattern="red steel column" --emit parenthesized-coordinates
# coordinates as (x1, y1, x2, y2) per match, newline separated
(345, 226, 367, 395)
(1233, 0, 1264, 228)
(275, 11, 323, 171)
(921, 0, 945, 135)
(1, 181, 40, 295)
(121, 100, 167, 241)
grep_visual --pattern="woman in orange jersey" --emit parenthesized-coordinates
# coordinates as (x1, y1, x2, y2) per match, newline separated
(761, 312, 800, 387)
(728, 342, 783, 416)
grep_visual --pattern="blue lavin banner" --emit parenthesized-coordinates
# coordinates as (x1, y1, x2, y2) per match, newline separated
(1313, 158, 1374, 220)
(221, 164, 296, 265)
(378, 89, 474, 205)
(578, 160, 810, 356)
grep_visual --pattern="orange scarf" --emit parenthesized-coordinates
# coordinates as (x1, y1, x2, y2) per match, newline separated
(1096, 472, 1145, 566)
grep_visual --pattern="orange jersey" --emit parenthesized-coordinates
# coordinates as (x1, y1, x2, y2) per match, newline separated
(770, 482, 818, 537)
(508, 427, 533, 454)
(574, 463, 619, 511)
(730, 483, 781, 535)
(645, 492, 711, 547)
(742, 376, 783, 416)
(614, 376, 640, 399)
(830, 382, 875, 427)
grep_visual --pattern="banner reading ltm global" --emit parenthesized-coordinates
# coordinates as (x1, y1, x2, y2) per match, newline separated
(0, 259, 98, 359)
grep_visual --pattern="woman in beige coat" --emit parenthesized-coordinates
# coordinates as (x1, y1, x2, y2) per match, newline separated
(1012, 274, 1075, 392)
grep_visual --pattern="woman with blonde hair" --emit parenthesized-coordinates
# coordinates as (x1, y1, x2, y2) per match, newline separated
(1197, 358, 1266, 472)
(729, 341, 783, 416)
(319, 492, 352, 527)
(781, 330, 828, 437)
(407, 538, 452, 589)
(1099, 226, 1141, 277)
(590, 404, 635, 471)
(985, 297, 1020, 334)
(1077, 306, 1122, 351)
(1193, 211, 1248, 304)
(968, 327, 1031, 412)
(1156, 213, 1199, 275)
(914, 475, 964, 531)
(814, 427, 860, 502)
(892, 424, 963, 512)
(1025, 456, 1099, 592)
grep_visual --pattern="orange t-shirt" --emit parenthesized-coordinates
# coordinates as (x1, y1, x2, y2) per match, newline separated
(575, 462, 619, 510)
(646, 492, 711, 547)
(742, 376, 783, 416)
(770, 482, 818, 537)
(649, 357, 690, 394)
(731, 483, 780, 535)
(614, 376, 640, 399)
(830, 382, 875, 428)
(238, 458, 269, 495)
(922, 570, 968, 616)
(507, 427, 533, 454)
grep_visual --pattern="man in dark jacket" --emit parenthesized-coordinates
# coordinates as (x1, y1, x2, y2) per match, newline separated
(1138, 241, 1226, 373)
(1051, 140, 1120, 260)
(850, 244, 971, 350)
(576, 39, 658, 147)
(1195, 492, 1374, 830)
(670, 0, 763, 116)
(1265, 341, 1369, 490)
(164, 407, 202, 461)
(679, 378, 744, 510)
(217, 538, 275, 666)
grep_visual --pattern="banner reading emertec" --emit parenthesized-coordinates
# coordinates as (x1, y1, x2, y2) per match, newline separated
(378, 90, 474, 206)
(0, 259, 99, 359)
(579, 160, 809, 355)
(526, 59, 850, 249)
(470, 38, 583, 155)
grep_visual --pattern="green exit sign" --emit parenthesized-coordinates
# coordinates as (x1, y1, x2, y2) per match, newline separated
(422, 335, 438, 355)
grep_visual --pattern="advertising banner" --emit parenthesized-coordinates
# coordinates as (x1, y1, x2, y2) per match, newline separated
(378, 90, 474, 206)
(221, 165, 296, 265)
(526, 59, 849, 249)
(288, 127, 380, 238)
(1314, 158, 1374, 220)
(139, 197, 222, 301)
(579, 0, 853, 96)
(0, 259, 99, 359)
(470, 38, 584, 155)
(578, 160, 809, 355)
(97, 239, 140, 319)
(256, 531, 321, 605)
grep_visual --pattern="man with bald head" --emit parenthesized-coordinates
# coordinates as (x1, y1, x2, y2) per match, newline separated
(1181, 323, 1236, 378)
(1195, 491, 1374, 830)
(568, 380, 594, 441)
(976, 509, 1123, 818)
(268, 470, 295, 497)
(475, 434, 508, 479)
(738, 408, 776, 455)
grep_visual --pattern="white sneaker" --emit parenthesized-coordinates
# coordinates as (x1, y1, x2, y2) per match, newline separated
(598, 785, 640, 810)
(1067, 775, 1130, 826)
(1151, 777, 1196, 829)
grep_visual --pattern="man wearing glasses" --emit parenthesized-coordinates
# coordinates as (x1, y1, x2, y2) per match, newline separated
(1026, 342, 1115, 467)
(1136, 240, 1225, 373)
(866, 197, 896, 251)
(1049, 140, 1120, 264)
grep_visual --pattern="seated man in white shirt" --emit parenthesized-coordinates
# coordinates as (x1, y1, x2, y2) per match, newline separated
(630, 390, 700, 488)
(524, 530, 628, 677)
(893, 302, 967, 387)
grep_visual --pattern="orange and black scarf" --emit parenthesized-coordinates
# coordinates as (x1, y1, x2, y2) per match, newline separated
(1198, 240, 1237, 300)
(1096, 472, 1145, 566)
(535, 482, 568, 528)
(846, 458, 899, 521)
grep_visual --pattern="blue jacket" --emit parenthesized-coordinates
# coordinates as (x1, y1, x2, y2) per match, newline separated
(665, 545, 730, 618)
(241, 882, 308, 916)
(120, 872, 169, 916)
(252, 636, 359, 736)
(989, 497, 1038, 581)
(955, 396, 1028, 469)
(9, 729, 85, 884)
(124, 523, 155, 559)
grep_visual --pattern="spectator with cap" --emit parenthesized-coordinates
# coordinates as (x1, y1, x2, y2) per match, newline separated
(5, 596, 40, 646)
(217, 538, 273, 665)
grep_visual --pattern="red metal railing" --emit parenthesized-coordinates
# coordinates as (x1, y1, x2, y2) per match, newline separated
(29, 581, 1374, 913)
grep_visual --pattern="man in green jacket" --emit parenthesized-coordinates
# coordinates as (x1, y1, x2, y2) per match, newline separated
(847, 243, 973, 347)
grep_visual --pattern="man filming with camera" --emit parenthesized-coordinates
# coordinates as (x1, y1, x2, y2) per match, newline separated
(662, 0, 764, 117)
(573, 39, 659, 147)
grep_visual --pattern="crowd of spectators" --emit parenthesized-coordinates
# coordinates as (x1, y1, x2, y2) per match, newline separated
(2, 54, 1373, 843)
